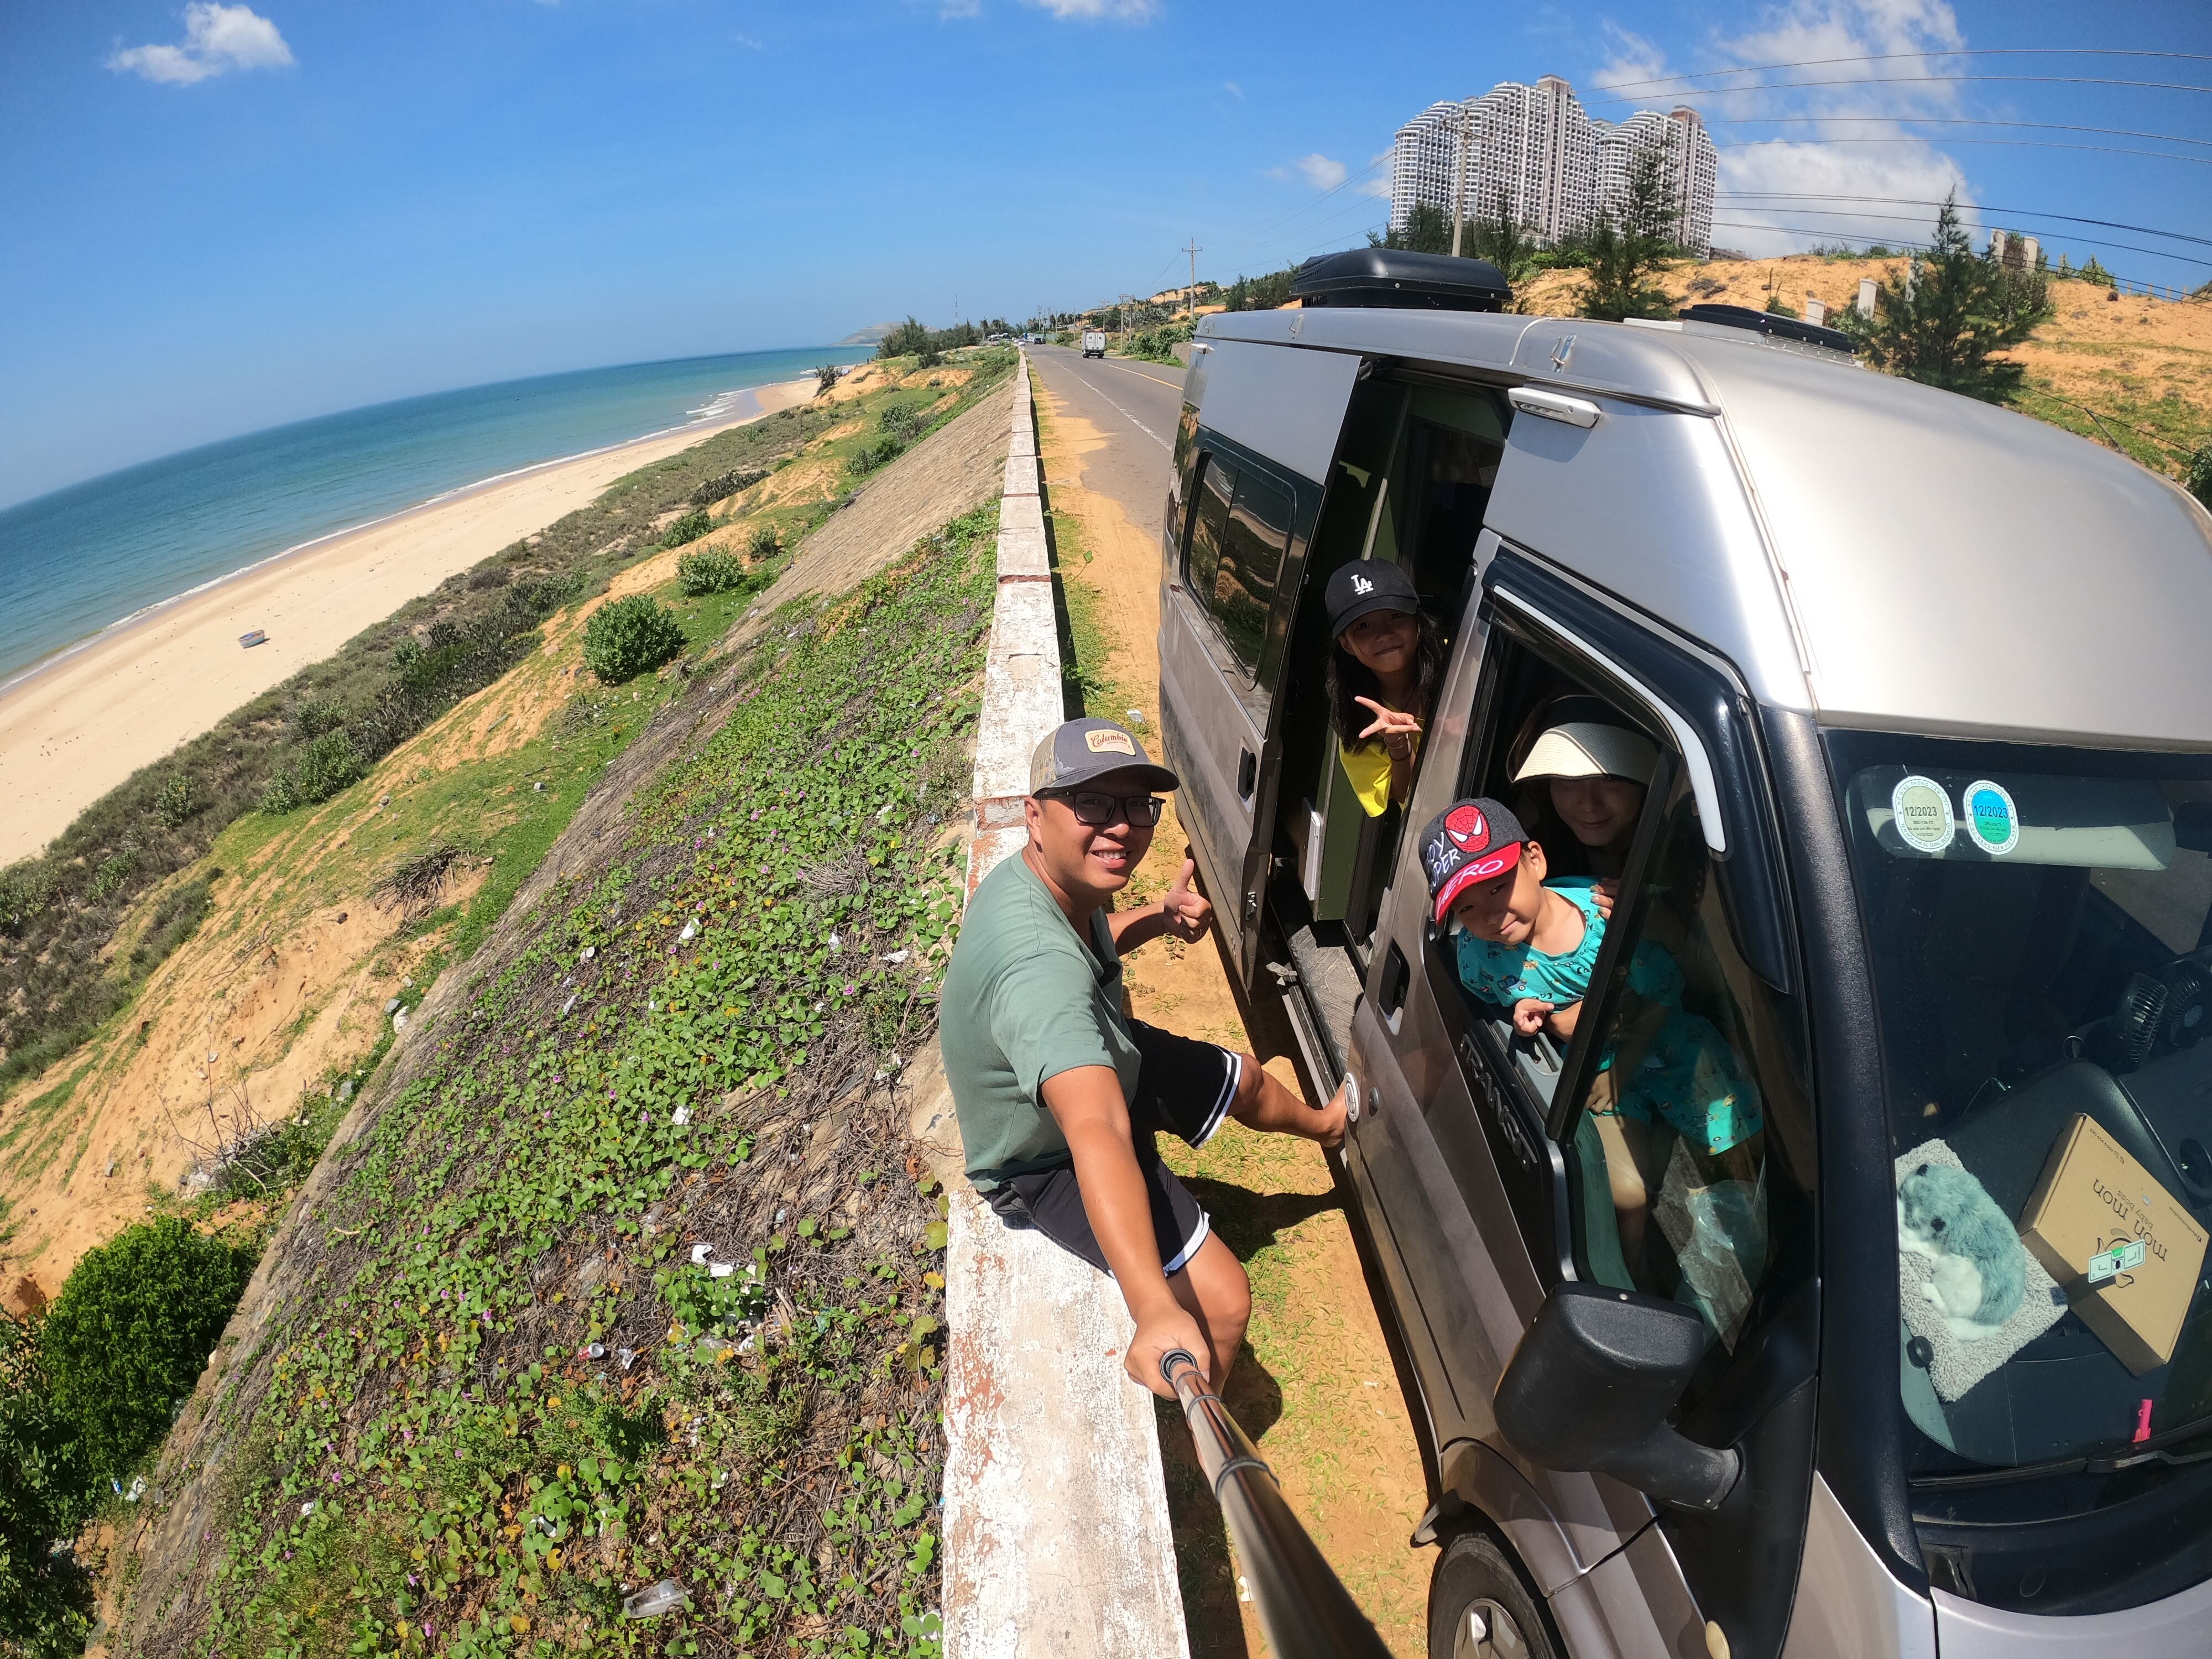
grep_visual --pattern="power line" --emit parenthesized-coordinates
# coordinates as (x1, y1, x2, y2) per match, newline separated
(1704, 220, 2191, 285)
(1715, 194, 2212, 251)
(1591, 46, 2212, 97)
(1712, 135, 2212, 165)
(1234, 155, 1388, 241)
(1706, 206, 2210, 267)
(1696, 113, 2212, 149)
(1585, 74, 2212, 107)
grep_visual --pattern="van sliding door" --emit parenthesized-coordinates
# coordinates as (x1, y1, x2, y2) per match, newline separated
(1158, 340, 1355, 981)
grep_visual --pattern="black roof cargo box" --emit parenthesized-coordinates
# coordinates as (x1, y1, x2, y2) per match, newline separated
(1291, 248, 1510, 312)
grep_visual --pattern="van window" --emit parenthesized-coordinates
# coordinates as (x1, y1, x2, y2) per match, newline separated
(1186, 454, 1235, 610)
(1558, 774, 1812, 1358)
(1212, 469, 1294, 674)
(1833, 738, 2212, 1476)
(1422, 622, 1814, 1378)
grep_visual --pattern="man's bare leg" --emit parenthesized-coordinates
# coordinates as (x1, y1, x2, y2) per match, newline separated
(1165, 1232, 1250, 1389)
(1225, 1058, 1348, 1147)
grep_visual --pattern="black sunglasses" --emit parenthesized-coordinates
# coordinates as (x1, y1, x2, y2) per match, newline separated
(1046, 789, 1165, 828)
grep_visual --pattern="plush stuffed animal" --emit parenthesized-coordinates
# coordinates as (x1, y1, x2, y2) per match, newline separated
(1897, 1160, 2026, 1342)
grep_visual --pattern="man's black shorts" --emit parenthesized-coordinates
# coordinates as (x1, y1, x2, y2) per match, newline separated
(983, 1020, 1241, 1277)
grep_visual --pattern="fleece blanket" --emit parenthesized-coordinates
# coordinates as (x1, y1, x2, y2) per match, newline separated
(1896, 1138, 2066, 1401)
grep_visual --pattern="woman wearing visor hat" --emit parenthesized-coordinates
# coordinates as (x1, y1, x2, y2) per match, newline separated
(1510, 699, 1661, 907)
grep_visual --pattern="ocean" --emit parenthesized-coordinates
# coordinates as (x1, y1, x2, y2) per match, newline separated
(0, 345, 874, 688)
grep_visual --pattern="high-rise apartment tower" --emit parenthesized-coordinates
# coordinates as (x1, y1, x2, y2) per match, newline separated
(1390, 76, 1718, 256)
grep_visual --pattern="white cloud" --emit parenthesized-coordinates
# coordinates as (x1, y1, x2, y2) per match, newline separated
(1593, 22, 1667, 93)
(1020, 0, 1158, 19)
(1296, 153, 1348, 190)
(1358, 149, 1392, 197)
(1596, 0, 1978, 254)
(109, 3, 293, 85)
(1223, 80, 1244, 100)
(1718, 141, 1970, 255)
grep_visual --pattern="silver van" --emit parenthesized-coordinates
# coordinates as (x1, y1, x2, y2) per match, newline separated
(1156, 250, 2212, 1659)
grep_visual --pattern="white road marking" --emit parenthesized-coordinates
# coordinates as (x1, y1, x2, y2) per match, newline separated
(1042, 352, 1173, 453)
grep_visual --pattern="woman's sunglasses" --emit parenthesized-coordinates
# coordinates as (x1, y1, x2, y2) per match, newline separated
(1047, 790, 1165, 828)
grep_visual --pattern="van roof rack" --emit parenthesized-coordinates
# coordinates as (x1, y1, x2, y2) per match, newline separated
(1292, 248, 1510, 312)
(1677, 302, 1858, 356)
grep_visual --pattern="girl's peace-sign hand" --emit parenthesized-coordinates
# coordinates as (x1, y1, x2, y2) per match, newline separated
(1353, 696, 1423, 757)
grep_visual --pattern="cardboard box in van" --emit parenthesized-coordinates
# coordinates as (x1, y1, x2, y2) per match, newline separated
(2017, 1114, 2209, 1376)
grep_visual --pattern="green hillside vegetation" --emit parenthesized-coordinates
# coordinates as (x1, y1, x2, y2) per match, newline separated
(0, 355, 1016, 1103)
(113, 505, 1000, 1657)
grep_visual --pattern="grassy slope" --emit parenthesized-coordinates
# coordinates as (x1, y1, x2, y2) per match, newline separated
(115, 503, 1000, 1658)
(0, 356, 1014, 1298)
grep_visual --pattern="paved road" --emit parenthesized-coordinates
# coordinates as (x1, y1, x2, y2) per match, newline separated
(1025, 345, 1187, 545)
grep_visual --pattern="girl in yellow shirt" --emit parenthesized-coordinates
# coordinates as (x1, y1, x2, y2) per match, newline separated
(1324, 560, 1445, 816)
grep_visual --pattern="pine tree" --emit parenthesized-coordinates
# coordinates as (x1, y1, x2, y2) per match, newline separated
(1580, 143, 1677, 322)
(1847, 196, 2051, 401)
(1370, 202, 1457, 255)
(1472, 188, 1537, 285)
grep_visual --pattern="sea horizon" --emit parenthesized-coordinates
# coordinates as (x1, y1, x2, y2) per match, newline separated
(0, 345, 874, 688)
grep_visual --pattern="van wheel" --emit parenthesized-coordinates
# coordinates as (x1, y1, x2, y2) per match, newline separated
(1428, 1530, 1558, 1659)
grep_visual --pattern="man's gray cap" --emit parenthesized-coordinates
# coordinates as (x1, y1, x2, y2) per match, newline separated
(1028, 717, 1179, 795)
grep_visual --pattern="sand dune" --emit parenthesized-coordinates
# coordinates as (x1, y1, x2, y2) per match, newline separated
(0, 376, 816, 865)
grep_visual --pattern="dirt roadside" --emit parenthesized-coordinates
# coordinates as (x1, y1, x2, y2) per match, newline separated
(1031, 380, 1432, 1656)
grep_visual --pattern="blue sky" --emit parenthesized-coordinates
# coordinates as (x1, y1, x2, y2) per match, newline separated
(3, 0, 2206, 505)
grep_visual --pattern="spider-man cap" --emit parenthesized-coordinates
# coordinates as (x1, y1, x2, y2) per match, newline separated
(1418, 797, 1526, 922)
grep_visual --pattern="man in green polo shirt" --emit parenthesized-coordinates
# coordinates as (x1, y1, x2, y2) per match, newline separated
(941, 717, 1345, 1399)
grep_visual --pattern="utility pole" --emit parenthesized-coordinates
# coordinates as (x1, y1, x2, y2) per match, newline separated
(1449, 101, 1470, 258)
(1183, 240, 1202, 320)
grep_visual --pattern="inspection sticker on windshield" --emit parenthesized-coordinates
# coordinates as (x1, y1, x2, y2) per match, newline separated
(2088, 1239, 2147, 1285)
(1963, 780, 2021, 856)
(1892, 774, 1957, 853)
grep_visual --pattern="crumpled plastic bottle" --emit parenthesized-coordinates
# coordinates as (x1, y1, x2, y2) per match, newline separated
(622, 1579, 689, 1619)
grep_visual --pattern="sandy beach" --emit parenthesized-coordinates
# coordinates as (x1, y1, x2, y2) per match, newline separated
(0, 375, 816, 864)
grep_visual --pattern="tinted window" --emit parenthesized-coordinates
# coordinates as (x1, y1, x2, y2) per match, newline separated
(1833, 740, 2212, 1473)
(1212, 470, 1293, 674)
(1561, 775, 1812, 1365)
(1186, 455, 1234, 609)
(1422, 620, 1814, 1386)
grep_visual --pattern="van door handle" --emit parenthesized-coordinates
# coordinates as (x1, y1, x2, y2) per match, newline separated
(1237, 748, 1257, 800)
(1379, 941, 1411, 1020)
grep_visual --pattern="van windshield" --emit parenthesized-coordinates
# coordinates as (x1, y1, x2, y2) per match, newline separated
(1832, 733, 2212, 1473)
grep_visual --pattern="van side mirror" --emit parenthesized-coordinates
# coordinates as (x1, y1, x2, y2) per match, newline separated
(1494, 1283, 1739, 1512)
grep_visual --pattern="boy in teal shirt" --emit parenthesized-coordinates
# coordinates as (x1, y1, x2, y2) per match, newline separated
(1418, 797, 1762, 1260)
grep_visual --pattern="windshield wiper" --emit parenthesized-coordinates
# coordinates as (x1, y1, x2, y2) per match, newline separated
(1911, 1413, 2212, 1491)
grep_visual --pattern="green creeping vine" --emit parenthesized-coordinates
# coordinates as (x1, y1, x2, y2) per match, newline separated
(180, 505, 997, 1658)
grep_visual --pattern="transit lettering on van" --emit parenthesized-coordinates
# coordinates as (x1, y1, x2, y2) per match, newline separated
(1156, 246, 2212, 1659)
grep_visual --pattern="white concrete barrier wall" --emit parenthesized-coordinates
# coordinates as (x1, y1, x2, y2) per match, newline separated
(941, 353, 1192, 1659)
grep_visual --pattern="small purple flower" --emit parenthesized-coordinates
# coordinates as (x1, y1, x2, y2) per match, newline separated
(408, 1572, 419, 1588)
(842, 983, 859, 997)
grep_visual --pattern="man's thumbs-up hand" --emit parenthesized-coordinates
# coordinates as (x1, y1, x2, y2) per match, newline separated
(1160, 857, 1213, 942)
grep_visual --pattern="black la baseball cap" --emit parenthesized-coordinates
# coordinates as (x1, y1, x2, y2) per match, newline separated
(1028, 717, 1179, 795)
(1418, 797, 1527, 922)
(1324, 559, 1420, 637)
